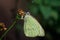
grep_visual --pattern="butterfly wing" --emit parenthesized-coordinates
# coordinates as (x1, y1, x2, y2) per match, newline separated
(24, 14, 45, 37)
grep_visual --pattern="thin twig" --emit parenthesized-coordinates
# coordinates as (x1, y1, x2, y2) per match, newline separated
(0, 20, 17, 40)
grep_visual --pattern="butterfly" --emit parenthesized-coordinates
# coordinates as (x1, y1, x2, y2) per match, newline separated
(18, 9, 45, 37)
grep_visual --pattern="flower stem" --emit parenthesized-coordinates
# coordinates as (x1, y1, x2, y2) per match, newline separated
(0, 20, 17, 40)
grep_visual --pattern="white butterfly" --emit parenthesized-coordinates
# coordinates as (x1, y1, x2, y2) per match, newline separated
(22, 12, 45, 37)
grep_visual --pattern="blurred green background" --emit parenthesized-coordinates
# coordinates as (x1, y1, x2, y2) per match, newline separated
(25, 0, 60, 40)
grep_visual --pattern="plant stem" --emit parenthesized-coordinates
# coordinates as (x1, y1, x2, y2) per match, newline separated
(0, 20, 17, 40)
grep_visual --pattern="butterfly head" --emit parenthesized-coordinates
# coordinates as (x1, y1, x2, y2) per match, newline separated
(18, 9, 30, 19)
